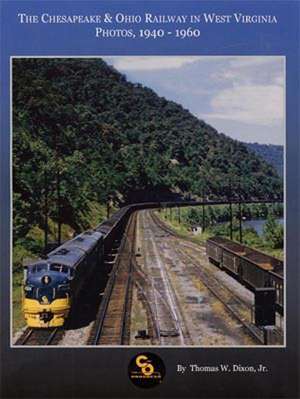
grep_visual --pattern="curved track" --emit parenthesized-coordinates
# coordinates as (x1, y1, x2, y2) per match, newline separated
(151, 211, 283, 345)
(140, 212, 261, 346)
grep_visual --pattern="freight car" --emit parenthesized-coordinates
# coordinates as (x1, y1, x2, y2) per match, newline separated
(206, 236, 284, 315)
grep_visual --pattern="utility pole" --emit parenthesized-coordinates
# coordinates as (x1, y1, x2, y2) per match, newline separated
(107, 199, 111, 219)
(54, 127, 61, 246)
(229, 202, 233, 240)
(57, 168, 61, 245)
(238, 180, 243, 243)
(202, 187, 205, 232)
(229, 178, 233, 240)
(229, 146, 235, 241)
(44, 171, 48, 252)
(239, 201, 243, 243)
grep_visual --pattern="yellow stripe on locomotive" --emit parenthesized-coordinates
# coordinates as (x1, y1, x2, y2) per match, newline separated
(22, 261, 74, 328)
(22, 296, 71, 328)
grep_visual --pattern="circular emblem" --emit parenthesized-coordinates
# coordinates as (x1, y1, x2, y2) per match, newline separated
(128, 352, 165, 389)
(42, 275, 51, 285)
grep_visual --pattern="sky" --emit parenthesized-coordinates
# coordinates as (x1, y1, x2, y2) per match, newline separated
(103, 56, 285, 146)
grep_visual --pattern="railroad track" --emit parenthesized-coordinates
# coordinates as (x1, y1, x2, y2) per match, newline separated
(152, 210, 207, 248)
(139, 211, 192, 346)
(150, 211, 283, 345)
(176, 247, 265, 344)
(90, 212, 137, 345)
(133, 260, 181, 344)
(15, 327, 63, 346)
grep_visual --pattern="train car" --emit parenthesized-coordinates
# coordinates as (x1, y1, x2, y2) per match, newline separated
(221, 241, 247, 280)
(206, 236, 284, 314)
(206, 236, 225, 266)
(55, 230, 104, 296)
(239, 250, 273, 289)
(239, 249, 284, 315)
(22, 230, 104, 328)
(97, 206, 131, 254)
(269, 270, 284, 315)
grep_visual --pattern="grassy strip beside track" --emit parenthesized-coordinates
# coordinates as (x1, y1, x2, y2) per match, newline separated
(155, 207, 283, 260)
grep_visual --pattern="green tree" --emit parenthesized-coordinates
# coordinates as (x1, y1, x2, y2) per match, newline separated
(263, 215, 283, 249)
(13, 58, 283, 243)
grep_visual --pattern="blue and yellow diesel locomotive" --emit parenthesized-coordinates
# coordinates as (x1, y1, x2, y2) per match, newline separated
(22, 230, 104, 328)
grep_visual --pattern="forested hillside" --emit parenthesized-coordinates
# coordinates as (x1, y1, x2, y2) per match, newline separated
(13, 58, 283, 242)
(245, 143, 283, 176)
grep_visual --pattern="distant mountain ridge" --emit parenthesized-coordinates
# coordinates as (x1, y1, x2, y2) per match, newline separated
(244, 143, 283, 176)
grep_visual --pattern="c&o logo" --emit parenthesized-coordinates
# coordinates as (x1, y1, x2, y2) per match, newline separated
(128, 352, 166, 388)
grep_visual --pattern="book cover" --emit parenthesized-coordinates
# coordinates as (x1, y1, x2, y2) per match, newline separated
(0, 0, 299, 398)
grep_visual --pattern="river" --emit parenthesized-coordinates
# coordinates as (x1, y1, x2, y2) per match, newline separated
(242, 218, 283, 236)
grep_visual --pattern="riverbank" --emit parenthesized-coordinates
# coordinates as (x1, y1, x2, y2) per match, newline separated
(155, 209, 283, 261)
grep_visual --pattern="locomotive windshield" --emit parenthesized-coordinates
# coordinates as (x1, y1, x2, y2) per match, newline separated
(24, 262, 71, 303)
(49, 264, 69, 273)
(30, 263, 48, 273)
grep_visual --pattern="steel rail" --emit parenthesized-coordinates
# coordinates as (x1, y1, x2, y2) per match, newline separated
(149, 211, 268, 345)
(16, 327, 60, 346)
(92, 213, 137, 345)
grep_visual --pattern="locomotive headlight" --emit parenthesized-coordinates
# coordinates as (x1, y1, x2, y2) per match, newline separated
(24, 285, 33, 292)
(58, 283, 70, 290)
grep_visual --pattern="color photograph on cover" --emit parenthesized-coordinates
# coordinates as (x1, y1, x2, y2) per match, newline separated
(12, 56, 285, 347)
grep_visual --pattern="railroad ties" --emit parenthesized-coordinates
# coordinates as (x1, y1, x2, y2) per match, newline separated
(133, 262, 184, 343)
(135, 211, 192, 345)
(15, 328, 63, 346)
(91, 213, 137, 345)
(90, 208, 283, 346)
(151, 211, 284, 346)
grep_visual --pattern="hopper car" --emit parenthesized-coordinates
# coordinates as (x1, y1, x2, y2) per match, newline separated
(206, 236, 284, 315)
